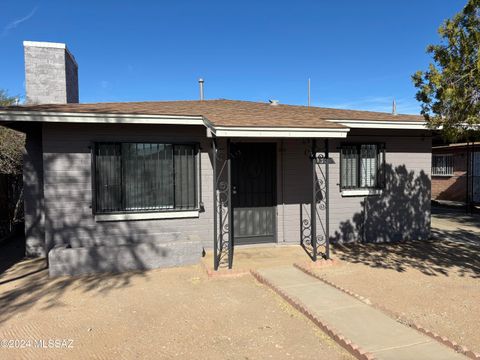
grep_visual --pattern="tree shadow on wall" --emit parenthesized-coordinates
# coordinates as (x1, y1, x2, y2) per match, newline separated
(331, 164, 431, 244)
(330, 164, 480, 278)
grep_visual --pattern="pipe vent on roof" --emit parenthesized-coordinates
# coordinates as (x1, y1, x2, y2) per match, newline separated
(269, 99, 280, 106)
(198, 78, 204, 101)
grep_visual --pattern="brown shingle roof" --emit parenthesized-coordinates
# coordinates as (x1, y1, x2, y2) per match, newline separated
(1, 99, 424, 128)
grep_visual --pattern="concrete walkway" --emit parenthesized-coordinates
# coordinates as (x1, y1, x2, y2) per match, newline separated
(256, 266, 466, 360)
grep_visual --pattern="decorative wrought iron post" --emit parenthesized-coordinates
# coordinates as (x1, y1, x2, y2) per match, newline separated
(311, 139, 318, 261)
(212, 137, 233, 270)
(324, 138, 330, 259)
(303, 138, 330, 261)
(227, 138, 233, 269)
(212, 138, 219, 270)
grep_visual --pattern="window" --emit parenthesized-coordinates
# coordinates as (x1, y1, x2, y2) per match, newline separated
(340, 144, 385, 189)
(432, 154, 453, 176)
(93, 142, 198, 214)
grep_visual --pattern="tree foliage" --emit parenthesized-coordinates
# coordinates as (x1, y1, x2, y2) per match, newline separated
(0, 90, 24, 175)
(0, 89, 17, 106)
(412, 0, 480, 140)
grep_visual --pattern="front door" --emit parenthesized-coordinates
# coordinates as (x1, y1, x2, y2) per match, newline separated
(232, 143, 276, 245)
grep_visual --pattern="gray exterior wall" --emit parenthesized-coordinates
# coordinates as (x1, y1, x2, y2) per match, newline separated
(276, 139, 312, 244)
(24, 124, 45, 256)
(34, 124, 431, 267)
(42, 123, 213, 253)
(327, 130, 432, 243)
(24, 43, 79, 104)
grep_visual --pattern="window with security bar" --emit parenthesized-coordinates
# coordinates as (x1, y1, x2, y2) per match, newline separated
(340, 144, 385, 190)
(431, 154, 453, 176)
(93, 142, 198, 214)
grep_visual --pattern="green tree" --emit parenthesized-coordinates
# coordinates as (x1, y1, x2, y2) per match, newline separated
(412, 0, 480, 140)
(0, 90, 24, 174)
(0, 90, 24, 230)
(0, 89, 17, 106)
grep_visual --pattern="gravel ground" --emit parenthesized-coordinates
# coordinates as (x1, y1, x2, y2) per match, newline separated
(315, 208, 480, 354)
(0, 250, 352, 360)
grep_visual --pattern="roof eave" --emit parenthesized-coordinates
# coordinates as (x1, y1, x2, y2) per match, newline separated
(327, 119, 429, 130)
(0, 110, 205, 125)
(208, 126, 349, 138)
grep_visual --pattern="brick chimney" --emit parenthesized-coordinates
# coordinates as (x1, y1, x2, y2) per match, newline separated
(23, 41, 79, 104)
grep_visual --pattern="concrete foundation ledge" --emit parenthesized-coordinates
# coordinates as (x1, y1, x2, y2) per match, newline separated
(48, 236, 203, 277)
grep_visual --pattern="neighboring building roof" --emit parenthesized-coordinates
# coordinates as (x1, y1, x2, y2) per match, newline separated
(433, 142, 480, 150)
(0, 99, 423, 129)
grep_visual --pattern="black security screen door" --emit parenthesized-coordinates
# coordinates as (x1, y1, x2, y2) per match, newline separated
(232, 143, 276, 245)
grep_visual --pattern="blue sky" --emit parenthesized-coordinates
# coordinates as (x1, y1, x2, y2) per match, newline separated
(0, 0, 466, 114)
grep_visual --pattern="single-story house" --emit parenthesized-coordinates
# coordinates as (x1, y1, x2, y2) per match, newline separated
(432, 143, 480, 204)
(0, 42, 432, 276)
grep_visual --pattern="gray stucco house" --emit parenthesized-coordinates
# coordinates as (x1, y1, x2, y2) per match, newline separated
(0, 41, 432, 276)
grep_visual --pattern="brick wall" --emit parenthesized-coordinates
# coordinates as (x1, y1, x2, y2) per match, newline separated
(432, 148, 467, 202)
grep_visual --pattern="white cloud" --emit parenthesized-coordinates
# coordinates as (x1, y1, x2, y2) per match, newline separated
(2, 6, 38, 37)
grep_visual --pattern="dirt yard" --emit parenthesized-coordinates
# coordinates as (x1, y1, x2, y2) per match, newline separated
(314, 207, 480, 354)
(0, 241, 352, 360)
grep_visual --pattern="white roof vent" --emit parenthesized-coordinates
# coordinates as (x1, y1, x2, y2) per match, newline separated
(269, 99, 280, 106)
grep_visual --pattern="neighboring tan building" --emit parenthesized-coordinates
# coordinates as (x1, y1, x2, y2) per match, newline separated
(0, 41, 433, 276)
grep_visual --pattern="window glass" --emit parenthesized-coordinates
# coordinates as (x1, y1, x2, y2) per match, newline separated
(340, 144, 384, 190)
(94, 142, 197, 213)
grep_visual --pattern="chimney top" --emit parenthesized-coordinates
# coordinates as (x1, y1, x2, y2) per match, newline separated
(23, 40, 79, 104)
(23, 41, 78, 67)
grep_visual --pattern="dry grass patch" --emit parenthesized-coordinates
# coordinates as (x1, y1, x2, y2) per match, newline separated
(0, 255, 353, 360)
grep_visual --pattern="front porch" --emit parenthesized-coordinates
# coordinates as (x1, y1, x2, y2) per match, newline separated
(211, 136, 338, 271)
(203, 244, 334, 274)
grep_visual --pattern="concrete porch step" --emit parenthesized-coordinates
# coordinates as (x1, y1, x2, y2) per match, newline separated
(254, 266, 466, 360)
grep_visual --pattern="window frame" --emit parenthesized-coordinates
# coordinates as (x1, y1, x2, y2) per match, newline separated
(431, 154, 454, 177)
(91, 141, 201, 215)
(339, 142, 386, 191)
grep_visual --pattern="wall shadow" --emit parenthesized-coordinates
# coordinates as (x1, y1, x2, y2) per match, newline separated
(432, 205, 480, 227)
(0, 230, 26, 277)
(434, 175, 467, 202)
